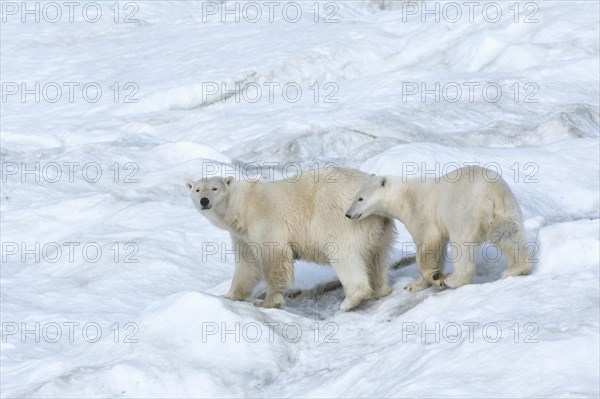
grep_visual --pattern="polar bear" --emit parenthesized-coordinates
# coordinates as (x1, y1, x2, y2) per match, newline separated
(187, 167, 395, 310)
(345, 166, 531, 291)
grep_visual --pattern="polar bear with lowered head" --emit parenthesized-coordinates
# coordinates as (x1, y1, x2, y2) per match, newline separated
(187, 167, 395, 310)
(345, 166, 531, 291)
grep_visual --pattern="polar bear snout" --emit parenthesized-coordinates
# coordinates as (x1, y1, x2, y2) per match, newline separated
(200, 197, 210, 209)
(345, 212, 362, 220)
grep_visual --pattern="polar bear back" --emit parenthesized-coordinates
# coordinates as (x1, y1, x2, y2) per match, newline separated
(228, 167, 391, 264)
(424, 166, 522, 238)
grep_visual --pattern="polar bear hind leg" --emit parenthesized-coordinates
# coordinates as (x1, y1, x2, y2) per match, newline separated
(488, 220, 532, 278)
(443, 240, 477, 289)
(332, 251, 373, 311)
(367, 249, 392, 298)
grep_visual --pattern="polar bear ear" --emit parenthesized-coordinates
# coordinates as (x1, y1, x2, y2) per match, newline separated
(225, 176, 234, 186)
(380, 177, 387, 188)
(186, 180, 194, 191)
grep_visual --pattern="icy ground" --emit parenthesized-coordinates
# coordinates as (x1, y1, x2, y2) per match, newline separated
(1, 1, 599, 397)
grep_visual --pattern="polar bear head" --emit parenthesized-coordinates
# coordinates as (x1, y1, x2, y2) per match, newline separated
(186, 176, 234, 215)
(345, 174, 388, 221)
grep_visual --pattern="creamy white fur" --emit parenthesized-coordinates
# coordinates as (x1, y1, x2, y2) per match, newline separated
(346, 166, 531, 291)
(187, 167, 395, 310)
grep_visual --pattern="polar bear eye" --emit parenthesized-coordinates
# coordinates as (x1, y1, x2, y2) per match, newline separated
(212, 187, 218, 191)
(358, 197, 363, 201)
(195, 189, 200, 193)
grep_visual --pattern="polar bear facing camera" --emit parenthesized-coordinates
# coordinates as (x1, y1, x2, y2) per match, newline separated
(345, 166, 531, 291)
(187, 167, 395, 311)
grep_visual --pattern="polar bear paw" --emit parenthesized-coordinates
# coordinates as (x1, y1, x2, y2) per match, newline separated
(373, 285, 393, 299)
(224, 292, 247, 302)
(501, 267, 530, 279)
(429, 271, 447, 289)
(340, 285, 373, 311)
(404, 277, 431, 292)
(253, 293, 285, 309)
(340, 297, 362, 311)
(442, 273, 469, 289)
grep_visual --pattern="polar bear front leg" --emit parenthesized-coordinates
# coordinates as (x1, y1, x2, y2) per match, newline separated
(253, 252, 293, 309)
(224, 239, 262, 302)
(405, 238, 446, 292)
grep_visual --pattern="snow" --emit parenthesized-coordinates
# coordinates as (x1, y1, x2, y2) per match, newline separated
(1, 0, 599, 397)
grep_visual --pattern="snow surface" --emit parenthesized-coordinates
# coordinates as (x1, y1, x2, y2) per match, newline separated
(1, 0, 599, 397)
